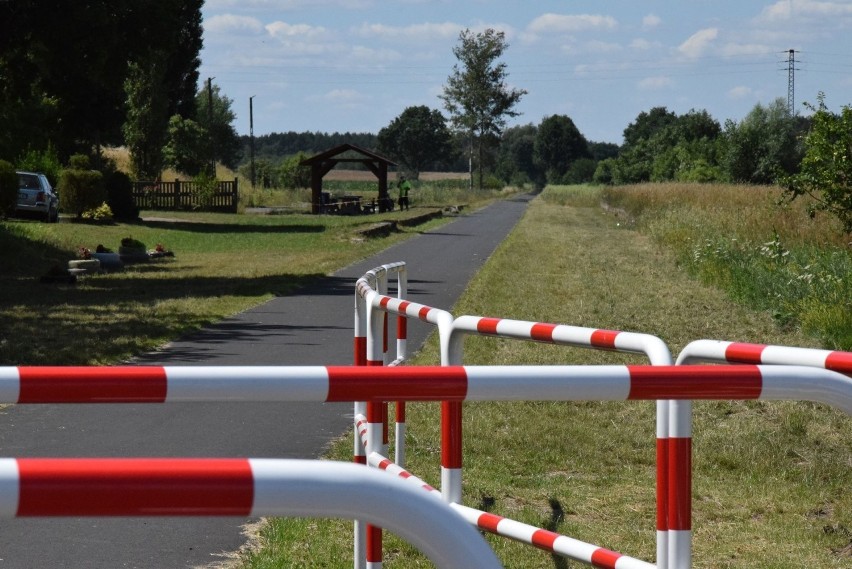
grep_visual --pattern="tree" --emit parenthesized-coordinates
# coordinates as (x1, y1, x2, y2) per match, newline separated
(534, 115, 590, 183)
(123, 54, 170, 180)
(606, 107, 723, 184)
(495, 124, 542, 187)
(588, 141, 620, 162)
(722, 98, 804, 184)
(165, 81, 239, 177)
(196, 82, 241, 170)
(440, 28, 526, 190)
(0, 1, 202, 161)
(783, 94, 852, 233)
(278, 152, 311, 189)
(163, 115, 208, 176)
(649, 110, 722, 182)
(0, 160, 17, 218)
(623, 107, 677, 147)
(377, 106, 453, 179)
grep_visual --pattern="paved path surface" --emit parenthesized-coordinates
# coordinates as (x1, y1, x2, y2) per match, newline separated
(0, 194, 532, 568)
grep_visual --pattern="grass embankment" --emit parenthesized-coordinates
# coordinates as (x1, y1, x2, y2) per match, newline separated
(600, 183, 851, 351)
(241, 184, 852, 568)
(0, 186, 505, 365)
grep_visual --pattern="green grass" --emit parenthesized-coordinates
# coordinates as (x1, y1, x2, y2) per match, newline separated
(0, 205, 472, 365)
(241, 185, 852, 568)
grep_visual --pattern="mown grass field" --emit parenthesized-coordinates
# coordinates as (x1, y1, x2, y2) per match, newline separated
(0, 182, 510, 366)
(239, 184, 852, 569)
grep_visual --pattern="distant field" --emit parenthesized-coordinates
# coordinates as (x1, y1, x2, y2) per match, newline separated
(323, 170, 468, 181)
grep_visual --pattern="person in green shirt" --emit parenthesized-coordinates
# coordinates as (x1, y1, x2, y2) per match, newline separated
(397, 175, 411, 211)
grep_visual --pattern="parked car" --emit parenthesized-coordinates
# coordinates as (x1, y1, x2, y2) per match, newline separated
(16, 171, 58, 222)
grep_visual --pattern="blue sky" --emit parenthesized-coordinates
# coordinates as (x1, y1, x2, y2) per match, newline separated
(199, 0, 852, 144)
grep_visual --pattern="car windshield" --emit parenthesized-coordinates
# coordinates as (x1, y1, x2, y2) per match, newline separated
(18, 174, 39, 190)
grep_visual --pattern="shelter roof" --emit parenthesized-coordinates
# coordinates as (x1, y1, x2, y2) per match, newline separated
(299, 143, 397, 167)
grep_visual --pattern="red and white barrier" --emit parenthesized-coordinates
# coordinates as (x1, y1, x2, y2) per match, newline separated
(357, 426, 656, 569)
(355, 262, 428, 569)
(447, 315, 677, 569)
(676, 340, 852, 375)
(5, 365, 852, 411)
(353, 264, 682, 566)
(0, 458, 501, 569)
(355, 262, 410, 367)
(5, 364, 852, 569)
(672, 340, 852, 569)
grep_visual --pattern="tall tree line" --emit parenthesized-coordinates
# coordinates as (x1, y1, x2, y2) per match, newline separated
(0, 0, 202, 162)
(240, 131, 379, 161)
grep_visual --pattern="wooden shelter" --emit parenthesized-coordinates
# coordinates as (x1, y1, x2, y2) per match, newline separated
(300, 144, 398, 214)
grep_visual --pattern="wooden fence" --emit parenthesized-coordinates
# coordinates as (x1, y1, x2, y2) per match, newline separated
(131, 179, 239, 213)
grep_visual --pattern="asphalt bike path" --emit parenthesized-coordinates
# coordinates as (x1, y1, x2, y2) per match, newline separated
(0, 194, 533, 568)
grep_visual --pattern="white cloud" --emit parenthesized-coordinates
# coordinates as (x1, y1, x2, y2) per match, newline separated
(760, 0, 852, 22)
(643, 14, 662, 29)
(527, 13, 617, 34)
(266, 21, 327, 39)
(678, 27, 718, 58)
(638, 76, 674, 90)
(728, 86, 754, 99)
(263, 21, 333, 55)
(629, 38, 662, 50)
(353, 21, 461, 41)
(205, 14, 264, 34)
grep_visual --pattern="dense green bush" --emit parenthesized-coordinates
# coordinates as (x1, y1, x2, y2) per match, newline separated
(191, 174, 219, 208)
(59, 154, 106, 218)
(16, 145, 62, 185)
(562, 158, 597, 184)
(278, 152, 311, 189)
(0, 160, 17, 217)
(105, 170, 139, 220)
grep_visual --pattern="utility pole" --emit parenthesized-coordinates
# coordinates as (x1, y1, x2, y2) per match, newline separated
(787, 49, 797, 114)
(207, 77, 215, 177)
(249, 95, 256, 189)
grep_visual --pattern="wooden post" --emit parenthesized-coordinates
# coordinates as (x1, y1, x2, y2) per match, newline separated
(174, 179, 181, 209)
(311, 164, 322, 215)
(232, 177, 239, 213)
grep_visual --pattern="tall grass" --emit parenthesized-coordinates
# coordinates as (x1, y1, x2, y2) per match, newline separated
(598, 183, 852, 350)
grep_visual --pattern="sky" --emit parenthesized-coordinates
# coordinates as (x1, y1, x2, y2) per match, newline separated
(199, 0, 852, 145)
